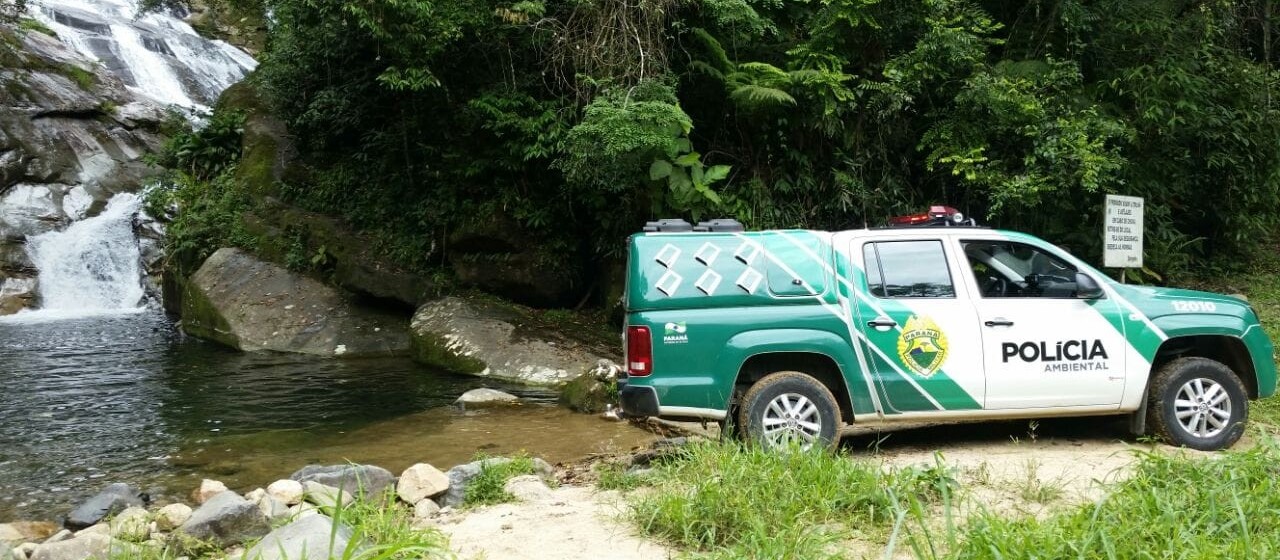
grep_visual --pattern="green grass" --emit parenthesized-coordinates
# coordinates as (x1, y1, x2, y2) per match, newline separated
(628, 441, 955, 559)
(462, 455, 538, 507)
(59, 63, 96, 90)
(630, 436, 1280, 558)
(18, 17, 57, 37)
(951, 436, 1280, 559)
(594, 461, 653, 492)
(330, 489, 452, 559)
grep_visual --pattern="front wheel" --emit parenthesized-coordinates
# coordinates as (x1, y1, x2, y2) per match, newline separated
(738, 371, 841, 451)
(1147, 357, 1249, 451)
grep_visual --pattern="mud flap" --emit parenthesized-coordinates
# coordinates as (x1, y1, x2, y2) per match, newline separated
(1128, 388, 1149, 436)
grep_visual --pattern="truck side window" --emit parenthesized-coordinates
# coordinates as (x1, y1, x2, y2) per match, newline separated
(863, 244, 885, 296)
(963, 241, 1079, 298)
(864, 241, 955, 298)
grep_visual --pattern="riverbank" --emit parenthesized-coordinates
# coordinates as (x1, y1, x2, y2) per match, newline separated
(4, 416, 1280, 559)
(0, 311, 655, 522)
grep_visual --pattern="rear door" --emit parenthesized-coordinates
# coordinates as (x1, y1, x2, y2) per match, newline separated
(959, 239, 1127, 408)
(850, 236, 985, 413)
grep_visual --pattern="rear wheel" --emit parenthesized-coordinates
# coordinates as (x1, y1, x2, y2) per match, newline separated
(738, 371, 841, 451)
(1147, 357, 1248, 451)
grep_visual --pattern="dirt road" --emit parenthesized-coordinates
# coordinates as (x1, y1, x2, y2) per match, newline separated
(436, 417, 1191, 559)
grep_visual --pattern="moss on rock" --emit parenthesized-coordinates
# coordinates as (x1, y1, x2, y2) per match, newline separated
(409, 329, 488, 375)
(558, 373, 617, 414)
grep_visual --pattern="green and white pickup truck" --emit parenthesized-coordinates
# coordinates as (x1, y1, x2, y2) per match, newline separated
(617, 210, 1276, 451)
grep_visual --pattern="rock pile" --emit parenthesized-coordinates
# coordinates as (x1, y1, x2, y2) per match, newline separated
(0, 456, 558, 560)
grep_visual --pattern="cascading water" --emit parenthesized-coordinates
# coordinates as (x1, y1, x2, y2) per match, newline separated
(3, 194, 147, 321)
(30, 0, 257, 110)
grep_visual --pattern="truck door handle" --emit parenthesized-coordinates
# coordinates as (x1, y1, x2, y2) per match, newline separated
(867, 318, 897, 329)
(984, 318, 1015, 327)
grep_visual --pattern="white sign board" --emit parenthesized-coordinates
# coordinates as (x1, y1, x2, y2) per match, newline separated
(1104, 195, 1144, 268)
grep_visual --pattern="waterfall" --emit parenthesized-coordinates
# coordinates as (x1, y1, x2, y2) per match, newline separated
(3, 194, 147, 322)
(30, 0, 257, 110)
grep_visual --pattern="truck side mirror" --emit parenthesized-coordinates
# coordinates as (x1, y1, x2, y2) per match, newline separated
(1076, 272, 1104, 299)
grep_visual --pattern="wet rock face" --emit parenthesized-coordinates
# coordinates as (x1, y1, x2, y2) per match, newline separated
(182, 248, 411, 357)
(0, 23, 169, 312)
(409, 297, 613, 386)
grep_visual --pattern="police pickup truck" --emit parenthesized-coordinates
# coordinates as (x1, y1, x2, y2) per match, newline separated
(617, 207, 1276, 451)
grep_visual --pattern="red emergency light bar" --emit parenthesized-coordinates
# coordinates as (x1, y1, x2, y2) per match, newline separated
(888, 205, 974, 227)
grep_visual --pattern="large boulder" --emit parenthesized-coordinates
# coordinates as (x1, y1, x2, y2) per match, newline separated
(176, 490, 270, 548)
(64, 483, 144, 530)
(409, 297, 615, 386)
(240, 515, 359, 560)
(180, 248, 410, 357)
(289, 464, 395, 499)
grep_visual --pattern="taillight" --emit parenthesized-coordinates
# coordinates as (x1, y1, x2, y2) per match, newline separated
(626, 325, 652, 376)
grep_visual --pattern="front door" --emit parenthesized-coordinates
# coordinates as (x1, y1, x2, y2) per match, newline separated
(851, 238, 985, 413)
(960, 239, 1127, 408)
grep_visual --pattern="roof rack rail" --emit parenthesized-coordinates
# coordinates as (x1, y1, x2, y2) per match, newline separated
(693, 219, 744, 232)
(642, 219, 693, 233)
(643, 218, 745, 233)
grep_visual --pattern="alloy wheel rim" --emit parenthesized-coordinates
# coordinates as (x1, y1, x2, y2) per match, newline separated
(761, 392, 822, 450)
(1174, 377, 1232, 439)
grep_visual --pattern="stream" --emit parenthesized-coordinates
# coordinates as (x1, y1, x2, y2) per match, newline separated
(0, 311, 655, 521)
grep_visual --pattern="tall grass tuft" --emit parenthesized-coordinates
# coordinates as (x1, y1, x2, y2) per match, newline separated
(463, 455, 537, 507)
(954, 437, 1280, 559)
(329, 488, 452, 560)
(629, 441, 953, 558)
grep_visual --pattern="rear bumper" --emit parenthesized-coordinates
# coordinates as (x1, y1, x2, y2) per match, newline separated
(619, 380, 728, 421)
(619, 383, 660, 417)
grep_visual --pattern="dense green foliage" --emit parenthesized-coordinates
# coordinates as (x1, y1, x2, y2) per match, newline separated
(182, 0, 1280, 286)
(147, 111, 258, 272)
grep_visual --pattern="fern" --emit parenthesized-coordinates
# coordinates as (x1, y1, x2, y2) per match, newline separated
(729, 84, 797, 108)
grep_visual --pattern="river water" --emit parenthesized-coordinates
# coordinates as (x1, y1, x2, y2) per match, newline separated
(0, 312, 654, 521)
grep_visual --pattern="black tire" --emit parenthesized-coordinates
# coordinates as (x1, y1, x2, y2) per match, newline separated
(737, 371, 841, 451)
(1147, 357, 1249, 451)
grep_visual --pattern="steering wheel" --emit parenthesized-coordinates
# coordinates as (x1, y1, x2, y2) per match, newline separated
(984, 275, 1009, 297)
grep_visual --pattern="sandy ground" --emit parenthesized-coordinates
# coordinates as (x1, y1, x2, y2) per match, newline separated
(435, 485, 674, 560)
(858, 418, 1147, 517)
(433, 417, 1210, 559)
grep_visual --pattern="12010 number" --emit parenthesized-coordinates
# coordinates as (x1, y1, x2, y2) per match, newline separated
(1171, 300, 1218, 313)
